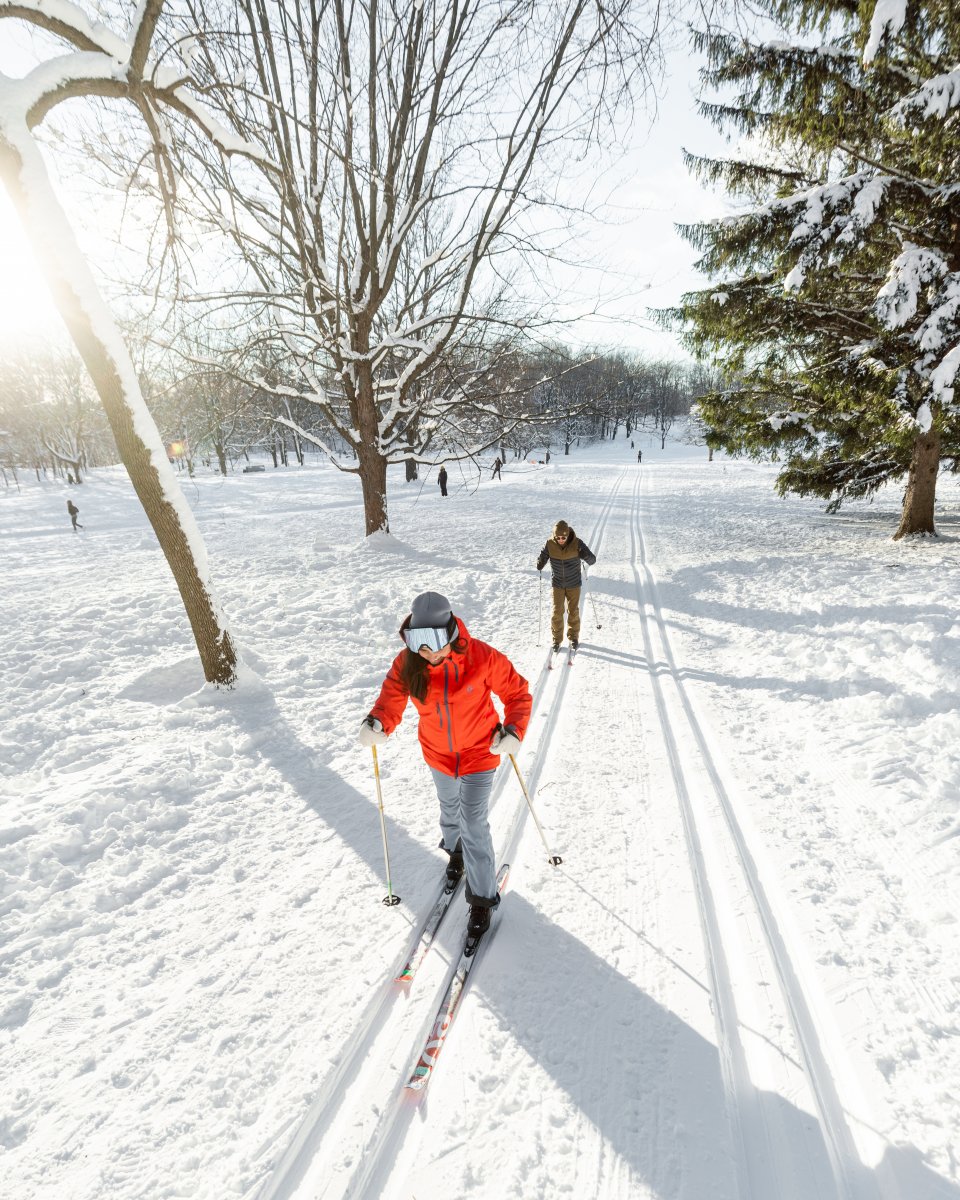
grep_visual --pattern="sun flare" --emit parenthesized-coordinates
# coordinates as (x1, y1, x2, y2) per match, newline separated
(0, 194, 63, 349)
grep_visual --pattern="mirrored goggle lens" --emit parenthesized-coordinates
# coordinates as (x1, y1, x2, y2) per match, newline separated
(404, 625, 452, 653)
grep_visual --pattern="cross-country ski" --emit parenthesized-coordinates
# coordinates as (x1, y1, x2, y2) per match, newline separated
(394, 869, 461, 984)
(405, 865, 510, 1093)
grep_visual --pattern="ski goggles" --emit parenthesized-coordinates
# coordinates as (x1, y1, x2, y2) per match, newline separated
(403, 624, 454, 653)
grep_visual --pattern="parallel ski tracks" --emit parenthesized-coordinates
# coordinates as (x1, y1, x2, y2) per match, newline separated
(254, 472, 629, 1200)
(628, 466, 885, 1200)
(255, 462, 888, 1200)
(338, 471, 632, 1200)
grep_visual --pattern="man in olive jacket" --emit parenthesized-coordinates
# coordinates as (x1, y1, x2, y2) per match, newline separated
(536, 519, 596, 650)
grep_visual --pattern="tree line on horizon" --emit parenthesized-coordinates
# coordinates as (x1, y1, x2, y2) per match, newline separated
(0, 338, 706, 486)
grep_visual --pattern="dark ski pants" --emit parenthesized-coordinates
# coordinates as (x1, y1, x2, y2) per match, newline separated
(430, 766, 497, 904)
(551, 585, 581, 644)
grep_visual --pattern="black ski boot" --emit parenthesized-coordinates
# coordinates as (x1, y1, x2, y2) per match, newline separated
(551, 642, 560, 654)
(444, 839, 464, 889)
(467, 904, 491, 939)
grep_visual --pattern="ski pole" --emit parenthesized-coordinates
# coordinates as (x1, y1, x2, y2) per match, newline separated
(508, 754, 562, 866)
(371, 745, 401, 906)
(584, 564, 602, 630)
(537, 569, 543, 645)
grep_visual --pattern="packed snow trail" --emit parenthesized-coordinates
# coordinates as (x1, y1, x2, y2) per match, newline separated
(253, 472, 632, 1200)
(272, 459, 903, 1200)
(5, 441, 958, 1200)
(630, 467, 885, 1200)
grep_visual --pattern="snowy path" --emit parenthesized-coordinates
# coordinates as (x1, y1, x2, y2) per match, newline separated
(252, 463, 895, 1200)
(3, 439, 958, 1200)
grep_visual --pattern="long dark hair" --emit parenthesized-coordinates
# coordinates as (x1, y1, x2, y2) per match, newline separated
(399, 619, 465, 702)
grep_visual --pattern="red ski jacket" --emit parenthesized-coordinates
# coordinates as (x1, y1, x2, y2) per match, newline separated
(369, 617, 531, 777)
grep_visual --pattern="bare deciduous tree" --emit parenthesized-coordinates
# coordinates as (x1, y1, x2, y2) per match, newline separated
(160, 0, 660, 533)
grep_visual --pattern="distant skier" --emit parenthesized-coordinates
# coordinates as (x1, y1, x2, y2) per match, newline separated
(545, 450, 551, 464)
(358, 592, 531, 938)
(491, 456, 502, 480)
(66, 499, 83, 531)
(438, 465, 448, 497)
(637, 449, 642, 463)
(536, 520, 596, 652)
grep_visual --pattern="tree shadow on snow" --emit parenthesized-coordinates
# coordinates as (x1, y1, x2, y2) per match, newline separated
(471, 888, 960, 1200)
(209, 680, 957, 1200)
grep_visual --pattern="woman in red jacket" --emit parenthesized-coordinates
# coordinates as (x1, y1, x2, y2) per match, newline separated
(358, 591, 531, 936)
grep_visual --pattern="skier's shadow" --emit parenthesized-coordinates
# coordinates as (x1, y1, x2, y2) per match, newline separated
(219, 684, 958, 1200)
(216, 671, 459, 907)
(468, 890, 960, 1200)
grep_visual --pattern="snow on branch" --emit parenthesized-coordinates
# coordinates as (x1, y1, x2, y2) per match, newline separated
(0, 0, 129, 58)
(0, 0, 277, 169)
(931, 343, 960, 407)
(892, 68, 960, 123)
(779, 173, 891, 291)
(917, 279, 960, 354)
(863, 0, 907, 66)
(875, 244, 948, 330)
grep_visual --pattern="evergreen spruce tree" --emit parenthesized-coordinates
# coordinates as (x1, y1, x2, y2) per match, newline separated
(665, 0, 960, 538)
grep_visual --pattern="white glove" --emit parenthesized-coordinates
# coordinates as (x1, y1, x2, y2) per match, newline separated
(358, 716, 388, 747)
(489, 725, 521, 757)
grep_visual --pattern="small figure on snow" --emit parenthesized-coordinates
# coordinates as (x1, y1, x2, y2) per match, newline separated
(637, 449, 642, 463)
(545, 449, 551, 464)
(66, 499, 83, 531)
(358, 592, 531, 939)
(491, 456, 502, 480)
(438, 465, 448, 497)
(536, 520, 596, 652)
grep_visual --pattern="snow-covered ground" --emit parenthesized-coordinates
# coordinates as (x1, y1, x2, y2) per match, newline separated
(2, 434, 958, 1200)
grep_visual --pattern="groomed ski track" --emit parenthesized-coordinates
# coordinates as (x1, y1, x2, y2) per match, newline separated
(253, 461, 903, 1200)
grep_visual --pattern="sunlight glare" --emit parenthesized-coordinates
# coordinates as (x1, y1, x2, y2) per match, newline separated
(0, 191, 63, 350)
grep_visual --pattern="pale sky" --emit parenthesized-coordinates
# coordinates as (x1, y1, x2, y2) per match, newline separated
(0, 27, 730, 361)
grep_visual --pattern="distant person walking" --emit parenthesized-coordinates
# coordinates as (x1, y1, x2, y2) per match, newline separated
(637, 449, 642, 463)
(491, 457, 503, 480)
(545, 450, 551, 464)
(536, 519, 596, 652)
(438, 466, 448, 497)
(66, 499, 83, 531)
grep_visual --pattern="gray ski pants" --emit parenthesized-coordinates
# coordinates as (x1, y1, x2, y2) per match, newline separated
(430, 766, 497, 905)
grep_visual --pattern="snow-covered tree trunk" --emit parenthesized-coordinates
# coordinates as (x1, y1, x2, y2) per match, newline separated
(0, 127, 238, 685)
(894, 427, 940, 541)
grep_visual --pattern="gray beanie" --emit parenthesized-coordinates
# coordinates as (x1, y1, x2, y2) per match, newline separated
(409, 591, 453, 628)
